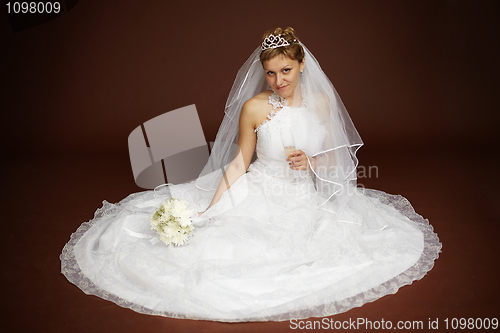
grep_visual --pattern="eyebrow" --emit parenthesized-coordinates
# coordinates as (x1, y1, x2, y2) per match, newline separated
(264, 65, 292, 72)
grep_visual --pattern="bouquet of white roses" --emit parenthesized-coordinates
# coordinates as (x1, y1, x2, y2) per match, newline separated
(150, 198, 195, 246)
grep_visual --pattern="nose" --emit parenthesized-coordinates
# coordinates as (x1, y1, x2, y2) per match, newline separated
(276, 73, 283, 86)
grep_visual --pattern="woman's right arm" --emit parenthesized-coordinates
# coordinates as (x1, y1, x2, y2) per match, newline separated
(198, 100, 258, 215)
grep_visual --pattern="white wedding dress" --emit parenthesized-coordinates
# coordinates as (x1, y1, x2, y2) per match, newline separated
(60, 93, 441, 322)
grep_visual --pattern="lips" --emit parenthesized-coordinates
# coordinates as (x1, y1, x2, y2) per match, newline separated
(277, 85, 288, 90)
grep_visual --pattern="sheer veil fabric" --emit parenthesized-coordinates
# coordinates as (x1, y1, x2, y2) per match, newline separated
(197, 44, 363, 214)
(60, 42, 442, 322)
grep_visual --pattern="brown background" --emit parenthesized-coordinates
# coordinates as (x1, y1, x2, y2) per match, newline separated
(1, 1, 499, 332)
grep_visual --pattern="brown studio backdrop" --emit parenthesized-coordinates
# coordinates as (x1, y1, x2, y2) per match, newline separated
(1, 0, 498, 163)
(1, 2, 499, 332)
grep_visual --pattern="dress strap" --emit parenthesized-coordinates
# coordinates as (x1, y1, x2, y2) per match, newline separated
(254, 92, 290, 133)
(268, 91, 288, 110)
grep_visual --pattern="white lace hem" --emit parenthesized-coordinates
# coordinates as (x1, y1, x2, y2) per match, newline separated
(60, 188, 441, 322)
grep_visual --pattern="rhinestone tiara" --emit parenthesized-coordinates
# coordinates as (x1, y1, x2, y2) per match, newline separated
(261, 34, 296, 51)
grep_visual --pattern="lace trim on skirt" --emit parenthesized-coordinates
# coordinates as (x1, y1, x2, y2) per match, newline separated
(60, 189, 441, 322)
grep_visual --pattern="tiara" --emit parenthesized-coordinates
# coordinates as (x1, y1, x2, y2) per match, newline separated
(261, 34, 296, 51)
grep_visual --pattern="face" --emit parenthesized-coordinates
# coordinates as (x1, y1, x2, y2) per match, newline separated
(263, 55, 305, 100)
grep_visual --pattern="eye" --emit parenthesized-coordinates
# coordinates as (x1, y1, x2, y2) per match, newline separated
(283, 68, 291, 73)
(266, 71, 275, 75)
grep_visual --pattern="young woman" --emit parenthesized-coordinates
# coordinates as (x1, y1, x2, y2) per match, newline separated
(61, 27, 441, 322)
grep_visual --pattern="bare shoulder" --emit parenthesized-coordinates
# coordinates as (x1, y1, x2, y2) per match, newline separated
(240, 90, 273, 129)
(242, 90, 272, 114)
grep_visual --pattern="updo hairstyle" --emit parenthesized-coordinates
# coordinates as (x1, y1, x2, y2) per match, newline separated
(260, 27, 305, 64)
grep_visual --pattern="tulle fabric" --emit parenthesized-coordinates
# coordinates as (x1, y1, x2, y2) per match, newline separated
(60, 101, 441, 322)
(196, 45, 363, 212)
(60, 187, 440, 322)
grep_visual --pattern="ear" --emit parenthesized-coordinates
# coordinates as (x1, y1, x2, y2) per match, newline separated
(299, 58, 305, 73)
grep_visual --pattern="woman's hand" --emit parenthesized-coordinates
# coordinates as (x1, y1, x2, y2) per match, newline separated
(286, 150, 313, 170)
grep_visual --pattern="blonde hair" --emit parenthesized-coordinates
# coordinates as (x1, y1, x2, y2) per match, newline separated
(260, 27, 304, 64)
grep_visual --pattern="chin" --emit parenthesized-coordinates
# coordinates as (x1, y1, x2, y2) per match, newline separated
(275, 88, 291, 98)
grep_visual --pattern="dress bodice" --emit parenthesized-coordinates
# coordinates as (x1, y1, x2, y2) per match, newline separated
(252, 92, 326, 179)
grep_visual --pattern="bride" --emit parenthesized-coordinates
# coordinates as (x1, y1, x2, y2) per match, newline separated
(60, 27, 441, 322)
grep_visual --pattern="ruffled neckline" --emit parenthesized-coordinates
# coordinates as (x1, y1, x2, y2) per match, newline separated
(254, 91, 290, 133)
(254, 90, 308, 133)
(268, 91, 289, 110)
